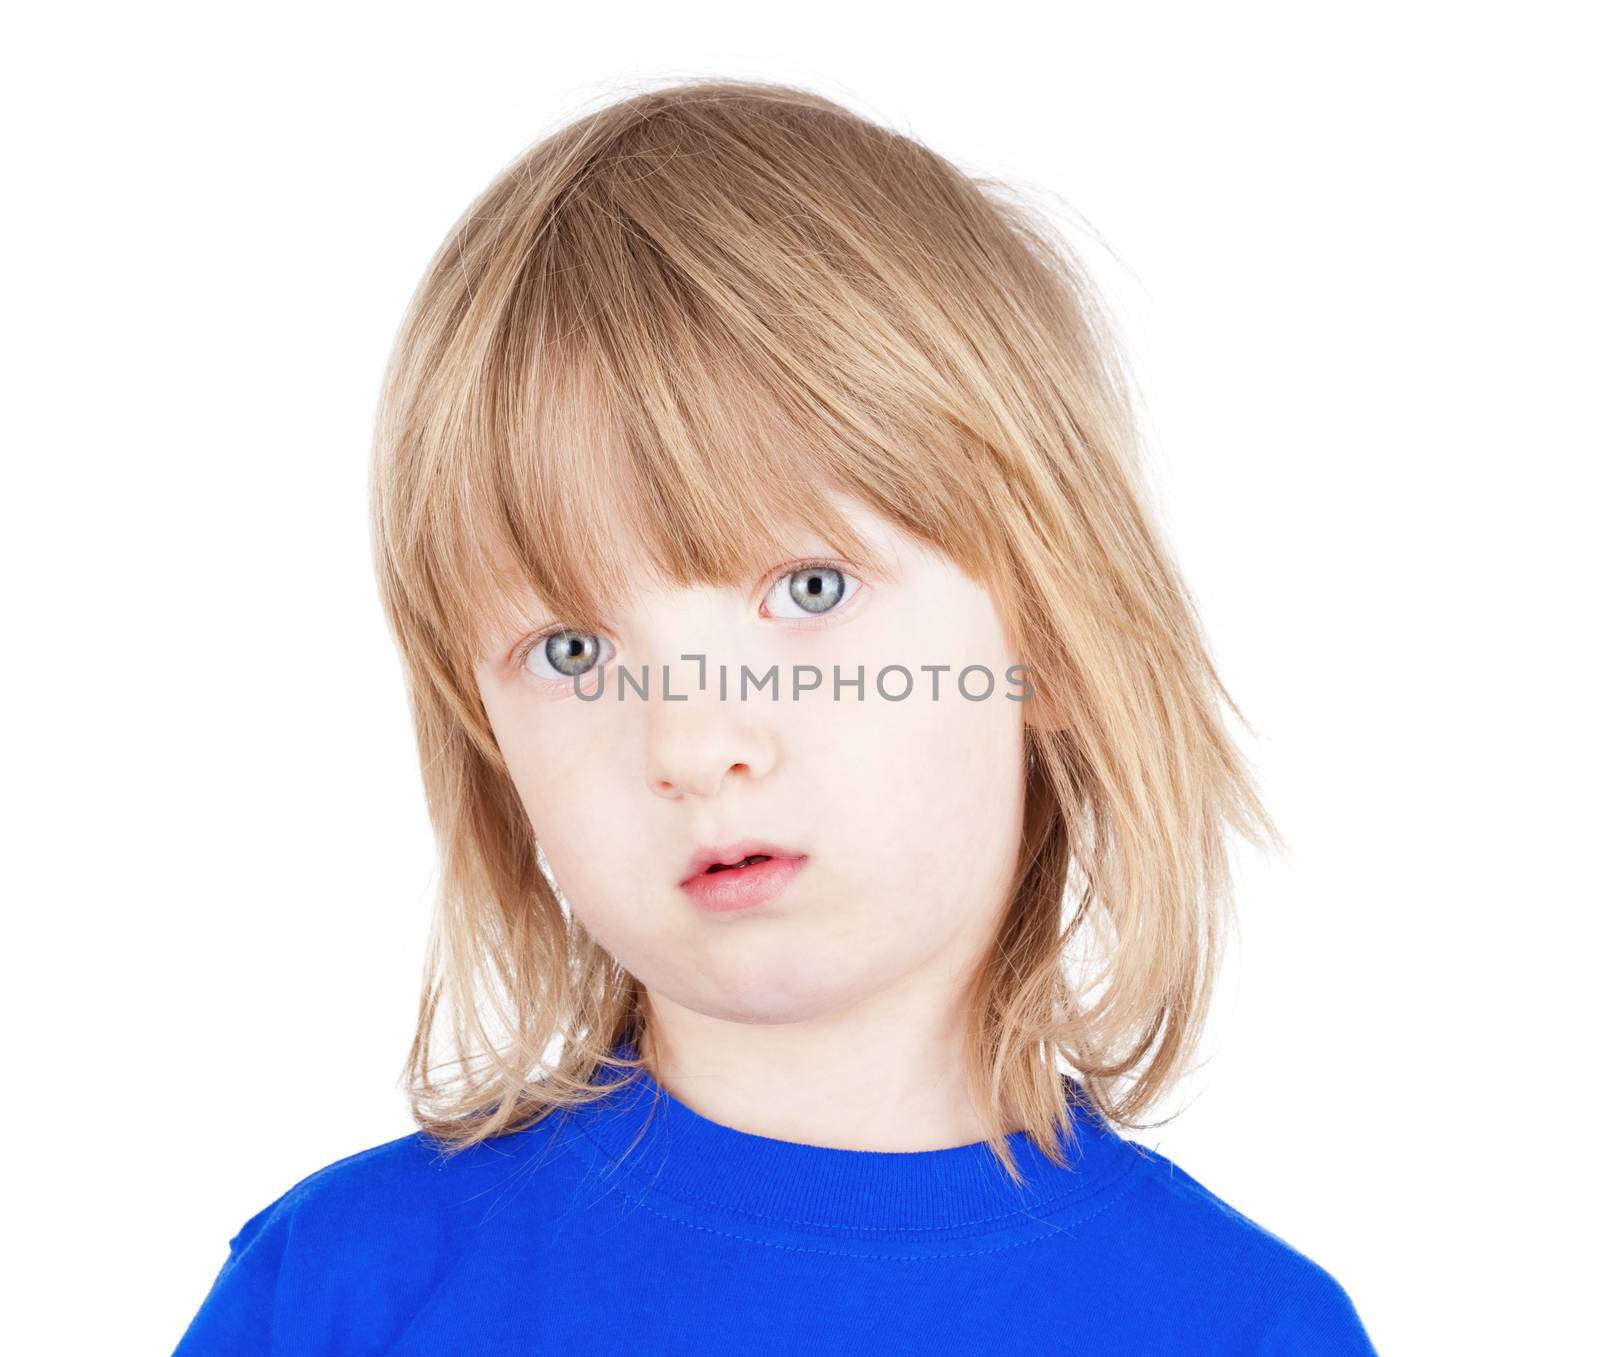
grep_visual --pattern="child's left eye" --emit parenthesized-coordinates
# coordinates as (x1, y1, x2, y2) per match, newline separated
(763, 564, 861, 620)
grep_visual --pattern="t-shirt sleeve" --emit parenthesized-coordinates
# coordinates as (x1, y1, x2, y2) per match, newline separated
(1256, 1260, 1381, 1356)
(170, 1190, 297, 1356)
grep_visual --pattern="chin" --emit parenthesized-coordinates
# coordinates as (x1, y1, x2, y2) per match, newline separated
(677, 969, 847, 1026)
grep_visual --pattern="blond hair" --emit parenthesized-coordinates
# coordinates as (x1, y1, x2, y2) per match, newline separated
(368, 76, 1281, 1185)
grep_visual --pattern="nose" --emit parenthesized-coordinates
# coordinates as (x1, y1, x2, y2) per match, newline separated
(644, 686, 779, 800)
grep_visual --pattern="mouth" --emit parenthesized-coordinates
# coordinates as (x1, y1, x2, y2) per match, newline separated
(679, 839, 805, 885)
(708, 854, 771, 873)
(678, 839, 809, 913)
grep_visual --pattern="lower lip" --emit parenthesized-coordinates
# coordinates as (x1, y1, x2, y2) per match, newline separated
(679, 856, 808, 913)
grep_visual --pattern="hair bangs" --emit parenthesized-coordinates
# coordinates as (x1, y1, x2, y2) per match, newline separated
(439, 220, 928, 673)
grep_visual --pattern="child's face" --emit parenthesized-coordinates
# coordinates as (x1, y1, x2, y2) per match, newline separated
(473, 492, 1029, 1037)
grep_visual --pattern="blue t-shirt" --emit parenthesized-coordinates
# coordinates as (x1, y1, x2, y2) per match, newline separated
(173, 1045, 1377, 1354)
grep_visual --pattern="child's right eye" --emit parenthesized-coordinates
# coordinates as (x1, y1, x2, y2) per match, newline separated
(520, 628, 615, 683)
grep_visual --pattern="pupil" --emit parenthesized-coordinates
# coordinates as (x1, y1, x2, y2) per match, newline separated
(546, 629, 599, 677)
(790, 567, 843, 615)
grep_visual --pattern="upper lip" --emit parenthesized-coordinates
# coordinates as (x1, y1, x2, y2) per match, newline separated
(679, 839, 806, 885)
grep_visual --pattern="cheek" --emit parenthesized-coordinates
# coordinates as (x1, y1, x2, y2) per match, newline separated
(898, 704, 1025, 887)
(799, 688, 1027, 931)
(489, 703, 632, 902)
(512, 761, 603, 876)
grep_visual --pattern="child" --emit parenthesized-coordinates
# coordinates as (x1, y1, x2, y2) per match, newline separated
(174, 77, 1378, 1354)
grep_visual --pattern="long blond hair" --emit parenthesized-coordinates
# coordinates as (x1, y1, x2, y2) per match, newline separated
(368, 76, 1281, 1185)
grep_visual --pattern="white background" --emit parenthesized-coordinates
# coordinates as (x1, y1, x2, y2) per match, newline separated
(6, 3, 1594, 1352)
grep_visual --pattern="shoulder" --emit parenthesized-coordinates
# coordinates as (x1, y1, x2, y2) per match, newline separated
(174, 1116, 574, 1355)
(1106, 1138, 1378, 1354)
(230, 1112, 573, 1253)
(225, 1129, 447, 1247)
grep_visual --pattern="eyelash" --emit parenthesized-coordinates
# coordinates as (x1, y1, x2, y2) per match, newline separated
(511, 556, 863, 677)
